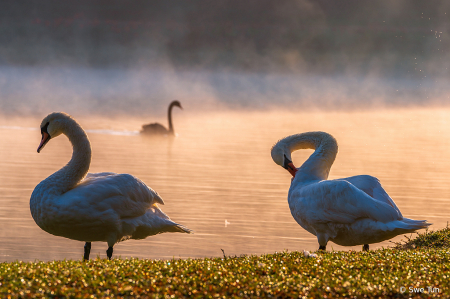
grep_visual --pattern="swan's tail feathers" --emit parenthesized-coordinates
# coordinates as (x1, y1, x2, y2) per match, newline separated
(156, 221, 193, 234)
(400, 218, 432, 230)
(171, 224, 193, 234)
(129, 220, 193, 240)
(382, 219, 432, 239)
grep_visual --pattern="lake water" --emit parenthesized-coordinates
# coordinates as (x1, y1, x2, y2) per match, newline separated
(0, 107, 449, 262)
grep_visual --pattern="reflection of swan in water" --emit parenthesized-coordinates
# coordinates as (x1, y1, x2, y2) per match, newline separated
(141, 100, 183, 135)
(30, 112, 192, 260)
(271, 131, 431, 251)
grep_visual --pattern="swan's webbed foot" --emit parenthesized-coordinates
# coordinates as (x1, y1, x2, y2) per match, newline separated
(319, 245, 326, 251)
(83, 242, 91, 261)
(363, 244, 369, 251)
(106, 247, 113, 260)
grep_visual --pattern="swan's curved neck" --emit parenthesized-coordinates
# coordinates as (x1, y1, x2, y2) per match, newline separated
(45, 122, 91, 195)
(281, 132, 338, 181)
(168, 103, 175, 134)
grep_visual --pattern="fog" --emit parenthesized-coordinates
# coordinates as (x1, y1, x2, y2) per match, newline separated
(0, 1, 449, 116)
(1, 66, 449, 117)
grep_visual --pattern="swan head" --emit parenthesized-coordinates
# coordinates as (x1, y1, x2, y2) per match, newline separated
(271, 143, 298, 177)
(37, 112, 72, 153)
(171, 100, 183, 110)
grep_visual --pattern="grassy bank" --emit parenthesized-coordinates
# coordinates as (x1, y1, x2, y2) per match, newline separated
(1, 228, 449, 298)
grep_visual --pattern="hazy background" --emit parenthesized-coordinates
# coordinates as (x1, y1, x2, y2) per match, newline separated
(0, 0, 449, 116)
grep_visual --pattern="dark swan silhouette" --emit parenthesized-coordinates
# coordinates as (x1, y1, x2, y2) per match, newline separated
(141, 101, 183, 135)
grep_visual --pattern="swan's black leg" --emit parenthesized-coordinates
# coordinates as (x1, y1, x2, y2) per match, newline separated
(319, 245, 326, 251)
(363, 244, 369, 251)
(83, 242, 91, 261)
(106, 247, 113, 260)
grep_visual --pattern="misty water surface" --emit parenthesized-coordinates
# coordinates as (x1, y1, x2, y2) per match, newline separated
(1, 66, 450, 117)
(0, 108, 449, 262)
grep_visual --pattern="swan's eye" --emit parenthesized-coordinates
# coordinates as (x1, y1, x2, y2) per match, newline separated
(41, 122, 50, 135)
(283, 154, 292, 169)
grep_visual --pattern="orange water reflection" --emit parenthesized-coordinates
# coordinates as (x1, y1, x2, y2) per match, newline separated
(0, 108, 448, 261)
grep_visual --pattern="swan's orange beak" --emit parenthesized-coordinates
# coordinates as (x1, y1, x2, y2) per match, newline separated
(287, 162, 298, 177)
(37, 132, 50, 153)
(283, 154, 298, 177)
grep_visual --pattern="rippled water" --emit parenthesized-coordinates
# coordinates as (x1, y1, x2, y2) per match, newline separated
(0, 108, 449, 262)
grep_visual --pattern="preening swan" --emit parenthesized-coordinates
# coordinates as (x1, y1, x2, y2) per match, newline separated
(30, 112, 192, 260)
(271, 131, 431, 251)
(141, 100, 182, 135)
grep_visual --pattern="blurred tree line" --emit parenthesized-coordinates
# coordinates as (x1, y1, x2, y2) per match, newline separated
(0, 0, 448, 78)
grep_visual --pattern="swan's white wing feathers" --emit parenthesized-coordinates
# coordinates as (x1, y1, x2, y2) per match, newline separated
(337, 175, 402, 216)
(61, 173, 164, 219)
(85, 172, 117, 179)
(291, 180, 402, 226)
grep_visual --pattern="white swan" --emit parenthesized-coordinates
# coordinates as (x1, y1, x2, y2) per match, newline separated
(141, 100, 182, 135)
(30, 112, 192, 260)
(271, 131, 431, 251)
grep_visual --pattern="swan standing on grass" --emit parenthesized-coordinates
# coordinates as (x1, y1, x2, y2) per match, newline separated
(141, 100, 182, 135)
(271, 131, 431, 251)
(30, 112, 192, 260)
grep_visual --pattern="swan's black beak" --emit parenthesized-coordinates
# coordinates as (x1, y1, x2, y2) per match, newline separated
(37, 123, 51, 153)
(283, 154, 298, 177)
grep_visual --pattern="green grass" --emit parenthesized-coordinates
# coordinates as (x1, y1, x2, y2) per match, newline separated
(1, 228, 449, 298)
(393, 225, 450, 250)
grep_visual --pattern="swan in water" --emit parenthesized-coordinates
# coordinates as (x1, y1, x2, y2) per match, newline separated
(271, 131, 431, 251)
(141, 100, 182, 135)
(30, 112, 192, 260)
